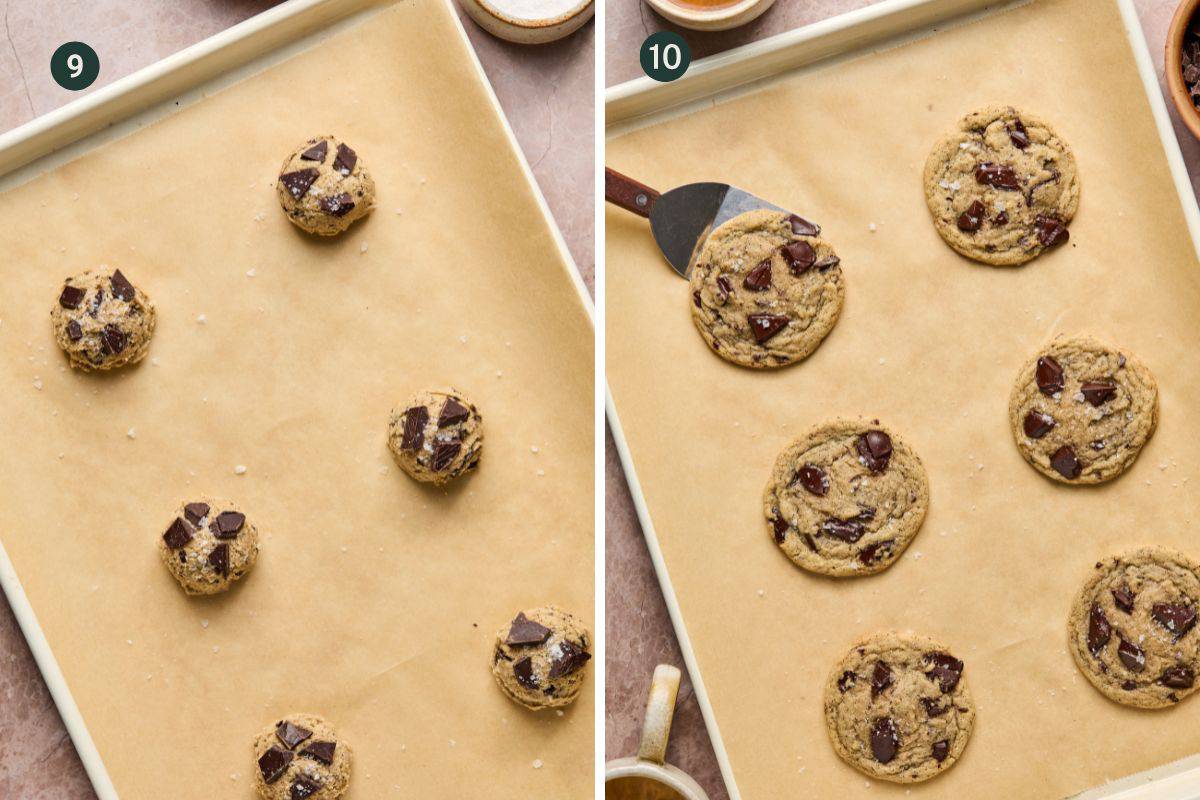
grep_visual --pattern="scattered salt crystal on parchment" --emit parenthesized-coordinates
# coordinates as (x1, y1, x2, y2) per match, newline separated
(127, 428, 136, 439)
(532, 759, 543, 769)
(233, 465, 247, 475)
(196, 313, 207, 324)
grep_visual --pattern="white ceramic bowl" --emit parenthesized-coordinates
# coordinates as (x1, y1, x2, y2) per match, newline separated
(643, 0, 775, 32)
(459, 0, 594, 44)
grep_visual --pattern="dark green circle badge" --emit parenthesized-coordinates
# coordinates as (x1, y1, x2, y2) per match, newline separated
(639, 32, 690, 83)
(51, 42, 99, 91)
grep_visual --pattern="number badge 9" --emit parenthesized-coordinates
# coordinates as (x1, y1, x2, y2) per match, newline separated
(51, 42, 100, 91)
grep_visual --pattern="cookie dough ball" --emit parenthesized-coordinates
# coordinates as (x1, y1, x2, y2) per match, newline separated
(689, 209, 844, 368)
(824, 631, 975, 784)
(924, 105, 1079, 266)
(51, 268, 156, 371)
(276, 135, 375, 236)
(764, 419, 929, 577)
(1008, 335, 1157, 484)
(1069, 548, 1200, 709)
(253, 714, 352, 800)
(158, 499, 259, 595)
(491, 606, 592, 710)
(387, 388, 483, 486)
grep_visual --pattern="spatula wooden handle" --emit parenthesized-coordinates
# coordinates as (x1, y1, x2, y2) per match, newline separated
(605, 168, 661, 218)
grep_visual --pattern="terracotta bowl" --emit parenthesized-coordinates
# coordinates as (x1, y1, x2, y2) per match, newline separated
(1166, 0, 1200, 140)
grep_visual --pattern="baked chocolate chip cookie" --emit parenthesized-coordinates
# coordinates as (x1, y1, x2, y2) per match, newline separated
(159, 499, 259, 595)
(51, 268, 156, 371)
(764, 420, 929, 577)
(824, 631, 975, 784)
(924, 105, 1079, 265)
(491, 606, 592, 710)
(277, 135, 375, 236)
(253, 714, 352, 800)
(1069, 548, 1200, 709)
(1008, 335, 1157, 484)
(689, 209, 844, 368)
(387, 388, 483, 486)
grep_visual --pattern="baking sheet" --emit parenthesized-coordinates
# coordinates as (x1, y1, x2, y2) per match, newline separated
(0, 2, 593, 797)
(605, 0, 1200, 797)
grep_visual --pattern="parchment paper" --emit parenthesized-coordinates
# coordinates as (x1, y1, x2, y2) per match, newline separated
(0, 2, 593, 797)
(606, 0, 1200, 797)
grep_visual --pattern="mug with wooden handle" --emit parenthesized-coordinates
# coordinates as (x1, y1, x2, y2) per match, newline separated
(605, 665, 710, 800)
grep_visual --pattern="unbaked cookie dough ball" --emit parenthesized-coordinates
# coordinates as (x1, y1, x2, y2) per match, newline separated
(491, 606, 592, 710)
(158, 499, 259, 595)
(387, 388, 483, 486)
(276, 135, 375, 236)
(51, 268, 156, 371)
(253, 714, 352, 800)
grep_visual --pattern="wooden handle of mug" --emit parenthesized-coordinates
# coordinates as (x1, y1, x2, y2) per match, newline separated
(637, 664, 681, 764)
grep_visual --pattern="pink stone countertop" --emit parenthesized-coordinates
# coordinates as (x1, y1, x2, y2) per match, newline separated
(604, 2, 1200, 800)
(0, 1, 592, 797)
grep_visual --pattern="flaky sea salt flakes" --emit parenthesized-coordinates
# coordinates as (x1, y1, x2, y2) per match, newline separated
(246, 268, 257, 278)
(233, 465, 247, 475)
(201, 619, 209, 629)
(756, 588, 765, 597)
(127, 428, 137, 439)
(32, 378, 42, 391)
(196, 313, 208, 324)
(360, 242, 369, 254)
(212, 645, 220, 654)
(536, 469, 545, 477)
(531, 446, 539, 454)
(868, 222, 878, 232)
(459, 334, 469, 344)
(150, 357, 160, 366)
(532, 759, 543, 769)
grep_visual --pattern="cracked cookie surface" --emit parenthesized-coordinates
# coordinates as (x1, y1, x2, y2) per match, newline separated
(51, 267, 156, 371)
(924, 105, 1079, 266)
(1008, 335, 1157, 484)
(491, 605, 592, 710)
(253, 713, 352, 800)
(1069, 547, 1200, 709)
(276, 135, 375, 236)
(824, 631, 975, 784)
(387, 388, 483, 486)
(158, 498, 259, 595)
(764, 419, 929, 577)
(689, 209, 844, 368)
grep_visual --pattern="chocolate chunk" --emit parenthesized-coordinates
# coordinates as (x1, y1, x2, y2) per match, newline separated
(431, 439, 461, 472)
(795, 464, 828, 496)
(300, 140, 328, 162)
(821, 517, 867, 544)
(974, 162, 1021, 190)
(1090, 440, 1107, 451)
(931, 739, 951, 763)
(299, 740, 336, 765)
(1008, 119, 1030, 149)
(1051, 445, 1081, 479)
(257, 746, 293, 784)
(801, 533, 817, 552)
(513, 657, 538, 689)
(89, 289, 104, 317)
(747, 314, 789, 344)
(1080, 380, 1116, 407)
(110, 270, 136, 301)
(1117, 638, 1145, 672)
(815, 255, 841, 271)
(871, 661, 893, 699)
(771, 516, 788, 544)
(333, 143, 358, 175)
(1122, 680, 1137, 691)
(715, 276, 732, 303)
(214, 511, 246, 539)
(1112, 584, 1136, 614)
(100, 325, 127, 355)
(437, 398, 471, 428)
(787, 214, 820, 236)
(1152, 602, 1197, 640)
(1159, 665, 1195, 689)
(66, 320, 83, 341)
(207, 544, 229, 577)
(280, 168, 319, 199)
(859, 540, 893, 565)
(1036, 356, 1064, 394)
(925, 652, 964, 693)
(921, 697, 948, 717)
(1034, 214, 1069, 248)
(276, 720, 313, 750)
(59, 285, 85, 309)
(743, 259, 773, 291)
(183, 502, 209, 525)
(506, 612, 552, 646)
(856, 430, 893, 473)
(780, 241, 816, 275)
(692, 290, 701, 308)
(162, 517, 193, 549)
(1023, 411, 1055, 439)
(318, 193, 355, 217)
(290, 777, 321, 800)
(548, 639, 592, 678)
(870, 717, 899, 764)
(400, 406, 428, 451)
(1088, 603, 1112, 656)
(837, 670, 857, 692)
(994, 210, 1009, 226)
(956, 200, 985, 232)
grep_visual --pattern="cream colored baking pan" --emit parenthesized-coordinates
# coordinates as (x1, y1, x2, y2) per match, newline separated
(0, 0, 594, 797)
(606, 0, 1200, 797)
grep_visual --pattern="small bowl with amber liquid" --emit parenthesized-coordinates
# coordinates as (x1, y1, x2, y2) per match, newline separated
(644, 0, 775, 32)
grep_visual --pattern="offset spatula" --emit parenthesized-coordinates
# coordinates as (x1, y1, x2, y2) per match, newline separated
(605, 167, 816, 279)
